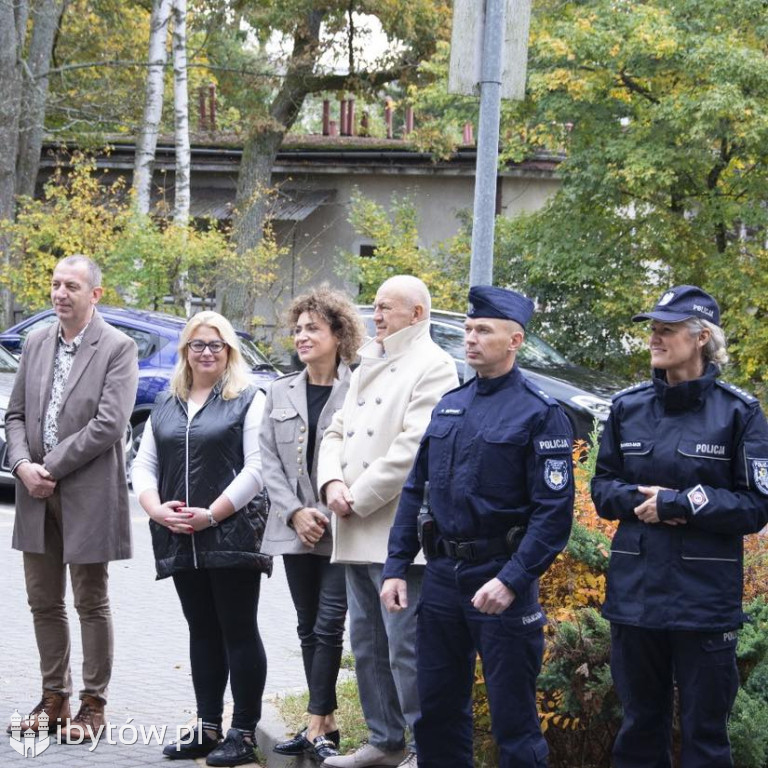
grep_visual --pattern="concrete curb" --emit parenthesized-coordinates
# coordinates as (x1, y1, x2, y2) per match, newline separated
(256, 696, 311, 768)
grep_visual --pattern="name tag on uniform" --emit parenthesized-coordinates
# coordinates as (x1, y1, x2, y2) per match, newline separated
(620, 440, 651, 455)
(437, 408, 464, 416)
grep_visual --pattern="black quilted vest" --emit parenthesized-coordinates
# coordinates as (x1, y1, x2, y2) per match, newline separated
(148, 384, 272, 579)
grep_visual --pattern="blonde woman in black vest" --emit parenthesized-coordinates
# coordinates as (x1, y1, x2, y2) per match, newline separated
(133, 311, 271, 767)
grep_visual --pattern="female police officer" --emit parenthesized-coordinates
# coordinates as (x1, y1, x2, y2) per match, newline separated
(591, 285, 768, 768)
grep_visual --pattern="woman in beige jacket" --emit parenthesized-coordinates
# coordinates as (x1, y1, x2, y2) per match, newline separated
(260, 287, 364, 763)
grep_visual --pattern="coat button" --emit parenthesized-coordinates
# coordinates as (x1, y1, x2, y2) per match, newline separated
(341, 462, 347, 469)
(298, 468, 304, 475)
(297, 446, 303, 453)
(367, 428, 374, 436)
(362, 461, 369, 468)
(390, 365, 397, 372)
(298, 436, 304, 443)
(347, 430, 355, 437)
(297, 457, 302, 463)
(375, 397, 382, 404)
(358, 398, 365, 406)
(300, 425, 306, 432)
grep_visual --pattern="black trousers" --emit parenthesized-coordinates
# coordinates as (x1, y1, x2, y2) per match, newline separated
(610, 623, 739, 768)
(173, 567, 266, 732)
(283, 553, 347, 715)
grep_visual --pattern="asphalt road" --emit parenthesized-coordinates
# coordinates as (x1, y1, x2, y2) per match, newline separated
(0, 487, 321, 766)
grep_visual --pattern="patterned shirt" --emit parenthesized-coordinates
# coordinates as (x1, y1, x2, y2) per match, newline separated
(43, 322, 89, 454)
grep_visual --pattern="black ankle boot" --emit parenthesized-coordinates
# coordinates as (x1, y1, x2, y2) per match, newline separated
(206, 728, 256, 767)
(162, 724, 221, 760)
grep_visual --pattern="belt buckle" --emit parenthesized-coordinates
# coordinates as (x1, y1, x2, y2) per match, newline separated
(455, 541, 477, 561)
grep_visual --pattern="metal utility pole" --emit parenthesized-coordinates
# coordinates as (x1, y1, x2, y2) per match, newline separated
(468, 0, 507, 289)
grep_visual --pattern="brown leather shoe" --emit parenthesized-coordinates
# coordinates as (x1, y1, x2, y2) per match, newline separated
(59, 694, 105, 743)
(6, 691, 70, 734)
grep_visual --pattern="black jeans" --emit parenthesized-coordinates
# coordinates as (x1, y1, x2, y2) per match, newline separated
(173, 567, 266, 732)
(283, 554, 347, 715)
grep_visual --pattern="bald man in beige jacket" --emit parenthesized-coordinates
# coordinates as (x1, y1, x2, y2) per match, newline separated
(318, 276, 458, 768)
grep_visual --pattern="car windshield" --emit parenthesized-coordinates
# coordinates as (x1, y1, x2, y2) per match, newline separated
(0, 343, 18, 372)
(517, 333, 570, 368)
(238, 336, 273, 370)
(429, 320, 571, 369)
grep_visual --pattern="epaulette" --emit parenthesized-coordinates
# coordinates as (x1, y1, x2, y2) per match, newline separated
(612, 380, 653, 400)
(523, 377, 558, 405)
(443, 377, 474, 397)
(715, 380, 758, 405)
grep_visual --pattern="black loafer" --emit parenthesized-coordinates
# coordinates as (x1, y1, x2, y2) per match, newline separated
(206, 729, 256, 767)
(162, 724, 220, 760)
(273, 728, 311, 755)
(309, 735, 340, 762)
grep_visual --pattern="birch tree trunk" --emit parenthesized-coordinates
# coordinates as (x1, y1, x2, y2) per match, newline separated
(171, 0, 191, 315)
(15, 0, 65, 201)
(133, 0, 171, 214)
(0, 0, 24, 324)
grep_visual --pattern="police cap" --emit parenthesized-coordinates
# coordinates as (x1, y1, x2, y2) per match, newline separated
(632, 285, 720, 327)
(467, 285, 534, 328)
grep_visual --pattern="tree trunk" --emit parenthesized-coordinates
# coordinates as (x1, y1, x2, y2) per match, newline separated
(227, 10, 325, 329)
(133, 0, 171, 214)
(15, 0, 65, 201)
(0, 0, 23, 324)
(171, 0, 191, 314)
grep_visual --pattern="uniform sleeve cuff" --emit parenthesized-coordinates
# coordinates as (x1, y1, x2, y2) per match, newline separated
(497, 559, 531, 597)
(382, 558, 410, 581)
(657, 488, 684, 520)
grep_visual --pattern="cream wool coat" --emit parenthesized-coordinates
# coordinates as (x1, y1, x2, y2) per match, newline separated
(317, 320, 458, 564)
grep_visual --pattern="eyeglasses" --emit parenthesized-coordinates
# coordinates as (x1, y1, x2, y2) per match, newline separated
(187, 340, 228, 354)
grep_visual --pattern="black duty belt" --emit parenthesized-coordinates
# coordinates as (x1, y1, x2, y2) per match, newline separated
(438, 536, 510, 562)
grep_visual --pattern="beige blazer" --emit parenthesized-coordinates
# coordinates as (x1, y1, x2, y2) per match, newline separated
(259, 364, 352, 556)
(5, 310, 138, 563)
(317, 321, 458, 564)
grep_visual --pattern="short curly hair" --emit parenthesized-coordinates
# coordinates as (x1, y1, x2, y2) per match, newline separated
(285, 285, 364, 364)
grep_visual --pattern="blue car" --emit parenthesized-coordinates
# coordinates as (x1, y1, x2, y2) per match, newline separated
(0, 306, 279, 463)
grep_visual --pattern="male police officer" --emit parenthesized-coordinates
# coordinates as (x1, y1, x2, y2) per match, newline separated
(381, 285, 574, 768)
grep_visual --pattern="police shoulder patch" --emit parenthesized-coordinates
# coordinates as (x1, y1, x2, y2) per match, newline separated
(715, 380, 757, 405)
(751, 459, 768, 496)
(544, 458, 570, 491)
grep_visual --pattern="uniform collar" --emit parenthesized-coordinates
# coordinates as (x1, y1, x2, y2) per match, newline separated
(475, 364, 521, 396)
(652, 362, 719, 411)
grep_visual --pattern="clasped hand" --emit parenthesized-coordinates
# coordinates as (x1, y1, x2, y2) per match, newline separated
(292, 507, 328, 547)
(635, 485, 686, 525)
(154, 501, 212, 534)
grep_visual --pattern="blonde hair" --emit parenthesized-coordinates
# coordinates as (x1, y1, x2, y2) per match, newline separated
(685, 317, 729, 367)
(169, 311, 251, 400)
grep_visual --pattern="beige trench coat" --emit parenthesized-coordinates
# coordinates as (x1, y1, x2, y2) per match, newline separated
(317, 321, 458, 564)
(259, 364, 352, 557)
(5, 310, 138, 563)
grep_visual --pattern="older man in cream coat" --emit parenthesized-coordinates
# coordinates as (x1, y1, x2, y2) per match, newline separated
(318, 276, 458, 768)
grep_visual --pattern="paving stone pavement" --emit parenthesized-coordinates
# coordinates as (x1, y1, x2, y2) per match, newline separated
(0, 489, 329, 767)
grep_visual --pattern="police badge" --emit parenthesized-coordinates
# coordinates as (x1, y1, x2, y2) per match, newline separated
(544, 459, 569, 491)
(752, 459, 768, 496)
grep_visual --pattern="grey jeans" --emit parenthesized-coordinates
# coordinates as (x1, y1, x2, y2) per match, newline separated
(346, 563, 423, 753)
(23, 492, 113, 703)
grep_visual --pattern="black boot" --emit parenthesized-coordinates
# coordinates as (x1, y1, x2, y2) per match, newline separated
(206, 728, 256, 767)
(163, 723, 221, 760)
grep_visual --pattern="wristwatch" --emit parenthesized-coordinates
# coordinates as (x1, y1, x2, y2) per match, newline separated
(206, 509, 218, 528)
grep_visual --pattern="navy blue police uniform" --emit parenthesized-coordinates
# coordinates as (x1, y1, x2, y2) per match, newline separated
(591, 286, 768, 768)
(382, 287, 574, 768)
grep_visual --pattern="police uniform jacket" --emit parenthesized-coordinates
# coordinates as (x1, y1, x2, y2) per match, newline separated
(259, 364, 352, 557)
(383, 365, 574, 614)
(317, 321, 458, 564)
(591, 364, 768, 631)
